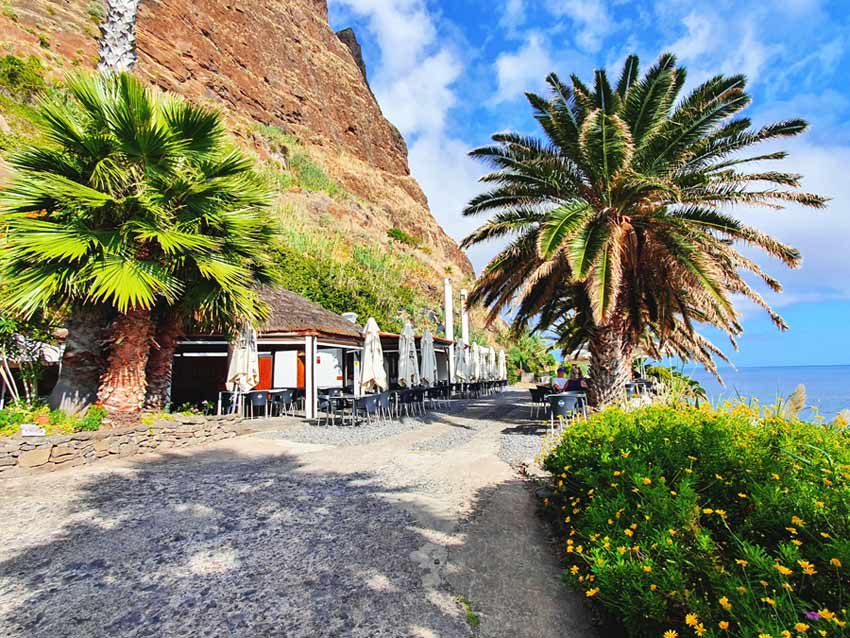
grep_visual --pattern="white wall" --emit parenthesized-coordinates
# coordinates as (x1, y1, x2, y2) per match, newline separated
(273, 351, 299, 388)
(315, 348, 344, 389)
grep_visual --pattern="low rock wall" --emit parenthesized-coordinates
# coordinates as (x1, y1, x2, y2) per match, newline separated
(0, 414, 251, 478)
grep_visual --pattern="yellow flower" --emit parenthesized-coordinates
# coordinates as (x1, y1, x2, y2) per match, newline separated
(695, 623, 705, 637)
(617, 546, 626, 555)
(663, 631, 678, 638)
(585, 587, 599, 597)
(830, 557, 842, 568)
(781, 632, 792, 638)
(719, 596, 732, 611)
(719, 620, 729, 630)
(761, 596, 776, 606)
(621, 450, 630, 458)
(715, 509, 727, 518)
(642, 477, 652, 485)
(791, 515, 806, 526)
(786, 527, 798, 535)
(782, 582, 794, 592)
(613, 470, 622, 477)
(798, 560, 817, 575)
(738, 492, 748, 499)
(735, 559, 749, 566)
(685, 613, 699, 627)
(791, 539, 803, 547)
(757, 634, 773, 638)
(820, 531, 831, 539)
(815, 500, 825, 508)
(624, 529, 634, 537)
(703, 508, 714, 515)
(771, 473, 780, 480)
(650, 583, 657, 591)
(794, 623, 809, 633)
(774, 563, 793, 576)
(642, 565, 653, 573)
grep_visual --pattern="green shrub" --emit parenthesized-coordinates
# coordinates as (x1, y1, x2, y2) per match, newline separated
(542, 404, 850, 638)
(75, 405, 107, 432)
(387, 227, 421, 248)
(0, 55, 46, 100)
(87, 1, 105, 23)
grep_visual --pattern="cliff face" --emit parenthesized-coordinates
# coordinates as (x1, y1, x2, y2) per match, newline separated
(0, 0, 474, 284)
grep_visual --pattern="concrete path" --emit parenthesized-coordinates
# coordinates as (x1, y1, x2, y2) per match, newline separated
(0, 390, 597, 638)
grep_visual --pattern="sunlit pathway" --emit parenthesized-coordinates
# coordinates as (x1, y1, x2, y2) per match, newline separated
(0, 390, 596, 638)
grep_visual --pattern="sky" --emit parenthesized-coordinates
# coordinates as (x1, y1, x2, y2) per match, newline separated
(327, 0, 850, 368)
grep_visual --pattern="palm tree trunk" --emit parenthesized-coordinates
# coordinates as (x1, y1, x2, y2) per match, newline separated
(49, 305, 111, 414)
(97, 0, 140, 73)
(97, 307, 154, 413)
(587, 320, 633, 407)
(143, 311, 183, 411)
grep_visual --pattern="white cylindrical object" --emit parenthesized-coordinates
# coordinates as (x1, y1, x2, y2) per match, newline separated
(444, 278, 455, 382)
(460, 288, 470, 345)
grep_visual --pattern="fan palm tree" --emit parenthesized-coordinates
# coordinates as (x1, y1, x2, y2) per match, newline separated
(462, 53, 826, 406)
(0, 72, 275, 413)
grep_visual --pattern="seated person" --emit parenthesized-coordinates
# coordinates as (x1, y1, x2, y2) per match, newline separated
(566, 366, 588, 391)
(551, 367, 569, 391)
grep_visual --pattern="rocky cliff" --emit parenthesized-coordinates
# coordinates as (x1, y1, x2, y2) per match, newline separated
(0, 0, 474, 293)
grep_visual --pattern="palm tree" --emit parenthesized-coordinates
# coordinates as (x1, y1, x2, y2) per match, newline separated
(0, 72, 275, 413)
(462, 53, 826, 406)
(98, 0, 141, 73)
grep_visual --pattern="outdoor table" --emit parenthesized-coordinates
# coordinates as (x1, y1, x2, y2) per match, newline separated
(544, 391, 589, 419)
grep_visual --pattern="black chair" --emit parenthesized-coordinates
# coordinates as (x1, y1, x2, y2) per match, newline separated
(318, 395, 334, 426)
(354, 394, 381, 425)
(270, 389, 294, 417)
(529, 387, 547, 419)
(376, 392, 393, 422)
(246, 390, 269, 419)
(398, 389, 416, 418)
(411, 388, 426, 414)
(547, 394, 581, 433)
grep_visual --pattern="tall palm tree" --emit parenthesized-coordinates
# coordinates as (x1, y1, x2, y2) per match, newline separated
(462, 53, 826, 406)
(0, 72, 275, 413)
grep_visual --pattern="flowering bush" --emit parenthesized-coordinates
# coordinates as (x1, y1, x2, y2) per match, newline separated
(542, 404, 850, 638)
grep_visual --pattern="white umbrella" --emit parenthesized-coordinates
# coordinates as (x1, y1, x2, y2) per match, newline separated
(454, 339, 467, 381)
(498, 350, 507, 380)
(419, 329, 438, 386)
(361, 317, 387, 393)
(227, 323, 260, 392)
(488, 347, 497, 380)
(470, 344, 481, 381)
(397, 320, 420, 387)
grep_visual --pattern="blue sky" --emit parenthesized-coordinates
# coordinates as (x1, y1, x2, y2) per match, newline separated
(328, 0, 850, 367)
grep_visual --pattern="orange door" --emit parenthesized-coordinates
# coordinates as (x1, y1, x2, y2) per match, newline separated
(297, 352, 306, 388)
(256, 355, 273, 390)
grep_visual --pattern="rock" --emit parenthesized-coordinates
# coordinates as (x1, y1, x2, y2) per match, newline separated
(0, 113, 10, 135)
(94, 439, 110, 453)
(50, 444, 77, 461)
(0, 455, 16, 467)
(18, 447, 52, 468)
(71, 432, 95, 441)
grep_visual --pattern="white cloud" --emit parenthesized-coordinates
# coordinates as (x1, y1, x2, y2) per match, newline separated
(500, 0, 527, 29)
(545, 0, 612, 52)
(493, 33, 554, 103)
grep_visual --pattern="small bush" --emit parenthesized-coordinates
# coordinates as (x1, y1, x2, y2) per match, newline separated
(75, 405, 107, 432)
(87, 1, 105, 23)
(543, 404, 850, 638)
(0, 55, 46, 100)
(387, 227, 421, 248)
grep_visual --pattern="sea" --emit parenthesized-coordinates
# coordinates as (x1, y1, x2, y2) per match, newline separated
(684, 365, 850, 422)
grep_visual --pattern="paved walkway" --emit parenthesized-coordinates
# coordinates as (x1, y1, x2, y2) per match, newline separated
(0, 390, 596, 638)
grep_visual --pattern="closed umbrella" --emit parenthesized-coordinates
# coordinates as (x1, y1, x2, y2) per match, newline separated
(226, 323, 260, 413)
(488, 347, 497, 380)
(397, 320, 420, 387)
(498, 350, 507, 380)
(454, 339, 467, 381)
(361, 317, 387, 393)
(419, 329, 438, 386)
(470, 344, 481, 381)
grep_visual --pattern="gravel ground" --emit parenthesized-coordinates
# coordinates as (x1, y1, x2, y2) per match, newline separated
(411, 422, 481, 452)
(254, 416, 427, 447)
(0, 446, 468, 638)
(498, 429, 546, 467)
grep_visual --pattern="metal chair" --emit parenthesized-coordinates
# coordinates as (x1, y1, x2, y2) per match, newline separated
(398, 389, 416, 418)
(246, 390, 269, 419)
(270, 389, 295, 417)
(376, 392, 393, 422)
(529, 387, 547, 419)
(354, 394, 381, 425)
(547, 394, 580, 434)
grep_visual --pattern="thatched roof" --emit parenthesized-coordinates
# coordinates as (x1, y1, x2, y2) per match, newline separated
(259, 287, 363, 340)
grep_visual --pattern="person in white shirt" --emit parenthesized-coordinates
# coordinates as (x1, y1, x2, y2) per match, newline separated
(551, 367, 569, 392)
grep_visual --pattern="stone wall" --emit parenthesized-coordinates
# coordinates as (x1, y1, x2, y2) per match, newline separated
(0, 414, 252, 479)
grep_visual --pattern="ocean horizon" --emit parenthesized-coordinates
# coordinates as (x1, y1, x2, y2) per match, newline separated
(683, 364, 850, 421)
